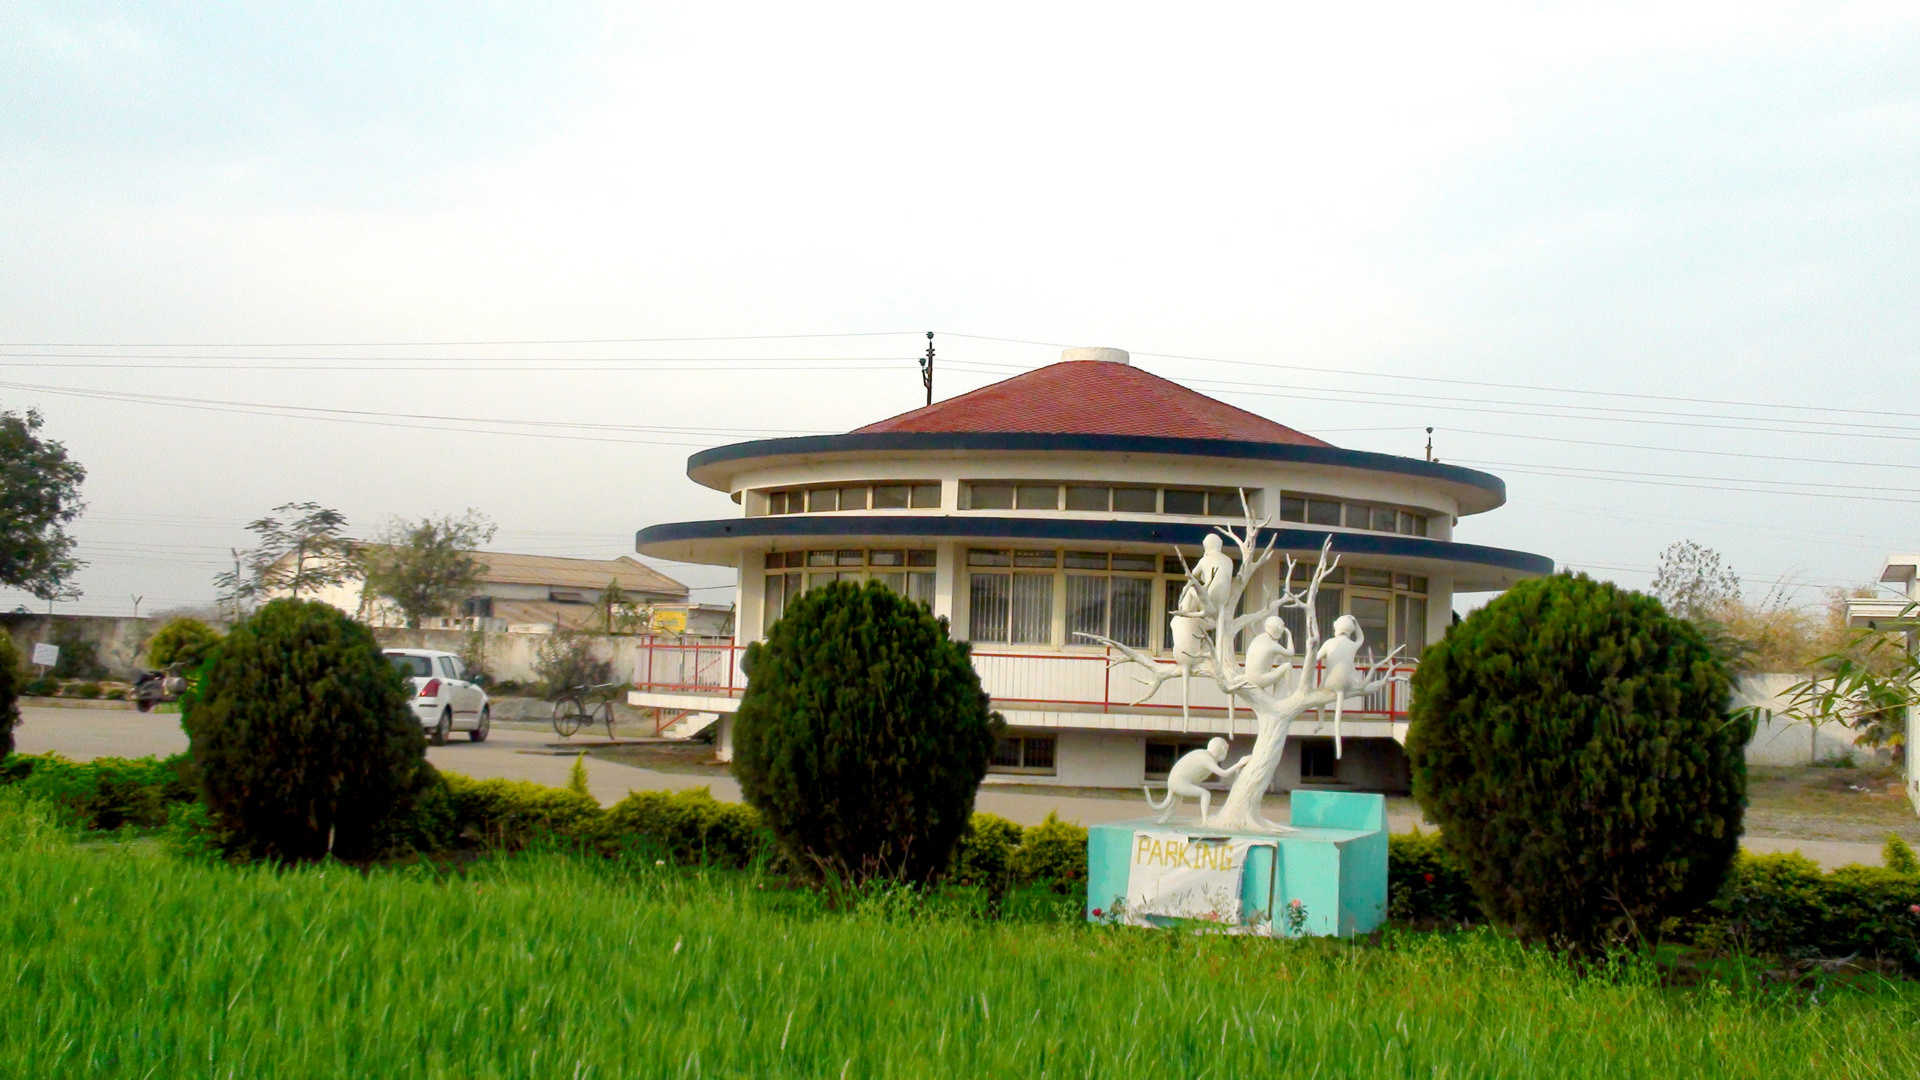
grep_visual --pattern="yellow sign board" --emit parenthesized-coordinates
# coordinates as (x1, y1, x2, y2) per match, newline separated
(647, 609, 688, 634)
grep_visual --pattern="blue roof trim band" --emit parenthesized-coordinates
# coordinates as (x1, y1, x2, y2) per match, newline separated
(685, 432, 1505, 501)
(636, 515, 1554, 576)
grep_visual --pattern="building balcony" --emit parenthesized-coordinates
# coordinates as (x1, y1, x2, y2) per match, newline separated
(627, 636, 1415, 740)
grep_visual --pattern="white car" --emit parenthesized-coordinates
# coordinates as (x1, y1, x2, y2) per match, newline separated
(384, 649, 490, 745)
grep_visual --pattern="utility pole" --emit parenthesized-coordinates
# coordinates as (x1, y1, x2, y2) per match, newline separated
(1424, 427, 1435, 463)
(919, 331, 935, 407)
(131, 595, 142, 618)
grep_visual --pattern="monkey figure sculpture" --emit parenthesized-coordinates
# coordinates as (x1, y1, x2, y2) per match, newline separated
(1240, 615, 1296, 694)
(1191, 533, 1234, 618)
(1314, 614, 1365, 757)
(1142, 736, 1245, 825)
(1168, 583, 1210, 733)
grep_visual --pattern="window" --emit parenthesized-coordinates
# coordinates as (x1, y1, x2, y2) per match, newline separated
(1065, 485, 1109, 511)
(763, 549, 935, 632)
(808, 488, 839, 512)
(388, 654, 432, 678)
(766, 491, 787, 515)
(966, 548, 1054, 644)
(1145, 740, 1210, 780)
(990, 735, 1056, 775)
(1163, 488, 1206, 515)
(1064, 552, 1153, 649)
(910, 483, 940, 508)
(1300, 739, 1338, 781)
(1207, 489, 1245, 517)
(873, 484, 909, 509)
(1113, 486, 1157, 512)
(1016, 483, 1059, 510)
(967, 483, 1014, 510)
(1306, 499, 1341, 526)
(838, 486, 868, 510)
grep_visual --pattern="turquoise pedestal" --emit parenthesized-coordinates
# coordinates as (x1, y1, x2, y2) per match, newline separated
(1085, 791, 1388, 936)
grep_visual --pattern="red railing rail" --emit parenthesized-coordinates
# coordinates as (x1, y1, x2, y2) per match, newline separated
(630, 638, 1416, 720)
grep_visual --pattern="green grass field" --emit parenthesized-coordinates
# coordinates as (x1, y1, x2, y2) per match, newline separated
(4, 793, 1919, 1079)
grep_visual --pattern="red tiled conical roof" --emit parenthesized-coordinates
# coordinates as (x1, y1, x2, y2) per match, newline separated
(853, 359, 1331, 447)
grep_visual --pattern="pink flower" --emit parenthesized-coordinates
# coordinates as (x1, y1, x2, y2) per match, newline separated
(1091, 908, 1103, 917)
(1909, 904, 1919, 916)
(1289, 898, 1302, 909)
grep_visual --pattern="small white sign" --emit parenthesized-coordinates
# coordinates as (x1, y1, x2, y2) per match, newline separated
(1126, 832, 1256, 924)
(31, 642, 59, 668)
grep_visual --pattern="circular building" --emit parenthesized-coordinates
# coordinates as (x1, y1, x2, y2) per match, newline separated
(634, 347, 1553, 792)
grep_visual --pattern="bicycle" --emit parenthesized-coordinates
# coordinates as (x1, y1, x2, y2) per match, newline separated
(551, 682, 622, 740)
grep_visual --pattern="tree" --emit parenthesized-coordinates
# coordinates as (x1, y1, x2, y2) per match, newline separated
(0, 408, 86, 601)
(0, 631, 21, 758)
(358, 510, 497, 628)
(1405, 574, 1748, 955)
(1778, 598, 1916, 765)
(732, 581, 1002, 885)
(214, 501, 355, 608)
(1650, 539, 1741, 622)
(145, 616, 222, 669)
(182, 598, 430, 861)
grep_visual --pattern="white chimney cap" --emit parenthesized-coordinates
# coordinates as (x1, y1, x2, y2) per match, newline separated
(1061, 346, 1130, 365)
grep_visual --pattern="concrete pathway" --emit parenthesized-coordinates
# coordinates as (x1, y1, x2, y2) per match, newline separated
(12, 704, 1894, 870)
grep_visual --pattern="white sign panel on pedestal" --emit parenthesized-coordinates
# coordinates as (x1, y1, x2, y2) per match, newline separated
(1125, 832, 1256, 923)
(31, 643, 58, 668)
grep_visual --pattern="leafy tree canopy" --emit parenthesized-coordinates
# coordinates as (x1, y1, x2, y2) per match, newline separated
(1650, 539, 1741, 622)
(359, 510, 497, 628)
(214, 501, 355, 610)
(0, 408, 86, 601)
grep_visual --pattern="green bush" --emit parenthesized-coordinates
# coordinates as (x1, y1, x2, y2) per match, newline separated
(47, 625, 107, 680)
(1406, 574, 1748, 954)
(2, 752, 195, 831)
(1007, 812, 1087, 892)
(949, 813, 1024, 891)
(62, 680, 102, 700)
(1387, 829, 1478, 926)
(1695, 852, 1920, 972)
(442, 772, 603, 850)
(602, 787, 774, 868)
(182, 599, 430, 862)
(1885, 834, 1920, 876)
(145, 617, 221, 669)
(532, 630, 612, 699)
(21, 675, 55, 698)
(732, 581, 1002, 885)
(0, 632, 19, 759)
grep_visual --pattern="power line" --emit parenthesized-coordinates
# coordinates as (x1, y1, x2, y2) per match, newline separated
(1466, 460, 1920, 504)
(1446, 427, 1920, 471)
(0, 330, 921, 348)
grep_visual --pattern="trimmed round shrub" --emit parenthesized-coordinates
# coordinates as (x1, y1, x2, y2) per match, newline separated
(146, 616, 222, 669)
(1406, 573, 1748, 953)
(733, 581, 1002, 884)
(0, 632, 21, 759)
(183, 599, 428, 861)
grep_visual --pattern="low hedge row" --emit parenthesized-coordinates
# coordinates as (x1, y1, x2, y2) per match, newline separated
(7, 751, 1915, 969)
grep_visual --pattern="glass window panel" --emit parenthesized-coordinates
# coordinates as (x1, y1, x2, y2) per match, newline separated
(1065, 485, 1110, 511)
(990, 738, 1023, 768)
(1111, 575, 1152, 648)
(763, 552, 782, 569)
(968, 573, 1010, 642)
(875, 572, 905, 595)
(1015, 484, 1059, 510)
(1402, 596, 1427, 658)
(1010, 574, 1053, 644)
(1306, 499, 1341, 526)
(910, 483, 941, 508)
(839, 486, 868, 510)
(1162, 577, 1186, 650)
(1408, 576, 1428, 593)
(906, 550, 936, 567)
(836, 550, 863, 566)
(870, 549, 904, 567)
(1163, 488, 1206, 515)
(1111, 553, 1155, 572)
(908, 572, 935, 607)
(835, 571, 863, 584)
(762, 574, 784, 634)
(1064, 551, 1107, 570)
(1113, 486, 1157, 513)
(1279, 605, 1308, 660)
(1411, 515, 1429, 537)
(1393, 573, 1410, 590)
(1314, 588, 1344, 645)
(1397, 510, 1417, 535)
(1012, 549, 1057, 568)
(1281, 495, 1306, 522)
(1065, 574, 1108, 645)
(765, 491, 785, 515)
(807, 550, 836, 567)
(785, 573, 801, 599)
(1371, 506, 1398, 532)
(968, 483, 1013, 509)
(1349, 568, 1392, 587)
(1350, 596, 1390, 657)
(1144, 742, 1178, 780)
(1208, 489, 1245, 517)
(968, 549, 1010, 567)
(872, 484, 910, 509)
(808, 488, 838, 512)
(1022, 737, 1055, 769)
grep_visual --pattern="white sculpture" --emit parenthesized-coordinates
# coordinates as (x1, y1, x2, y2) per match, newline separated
(1081, 495, 1406, 833)
(1241, 615, 1296, 694)
(1192, 532, 1234, 617)
(1078, 581, 1213, 732)
(1314, 613, 1366, 758)
(1142, 737, 1245, 825)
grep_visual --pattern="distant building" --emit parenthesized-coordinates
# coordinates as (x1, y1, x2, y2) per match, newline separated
(631, 347, 1553, 792)
(282, 550, 722, 635)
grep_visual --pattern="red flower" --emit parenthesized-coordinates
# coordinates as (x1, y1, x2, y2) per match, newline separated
(1423, 872, 1434, 883)
(1091, 908, 1103, 917)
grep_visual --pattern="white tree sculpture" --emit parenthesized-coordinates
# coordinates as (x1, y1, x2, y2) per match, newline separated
(1080, 499, 1406, 833)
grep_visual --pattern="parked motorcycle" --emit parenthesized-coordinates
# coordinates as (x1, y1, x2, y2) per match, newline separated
(131, 664, 190, 713)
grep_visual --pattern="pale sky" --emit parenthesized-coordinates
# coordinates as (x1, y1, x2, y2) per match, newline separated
(2, 1, 1915, 618)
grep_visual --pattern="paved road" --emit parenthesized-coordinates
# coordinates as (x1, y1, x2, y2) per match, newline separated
(12, 704, 1891, 870)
